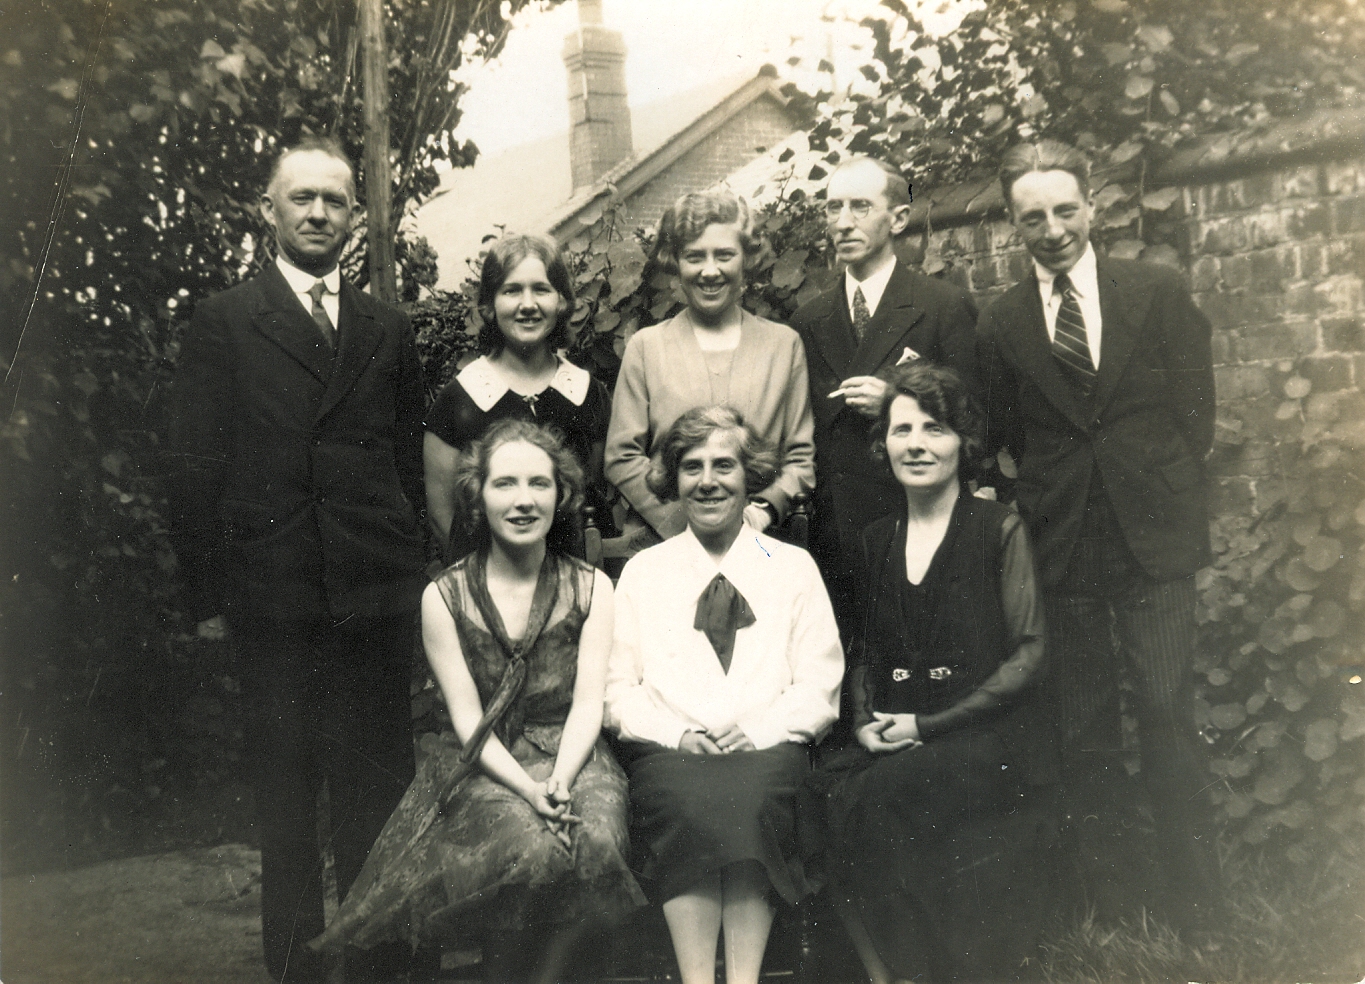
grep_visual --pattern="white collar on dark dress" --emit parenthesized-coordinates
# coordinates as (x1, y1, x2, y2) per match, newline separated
(456, 354, 590, 412)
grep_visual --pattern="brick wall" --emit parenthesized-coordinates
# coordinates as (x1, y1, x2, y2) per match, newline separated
(903, 147, 1365, 523)
(617, 97, 795, 231)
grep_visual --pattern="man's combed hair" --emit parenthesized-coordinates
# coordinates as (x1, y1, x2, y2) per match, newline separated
(871, 361, 986, 479)
(830, 155, 913, 209)
(476, 234, 577, 354)
(267, 134, 356, 197)
(646, 405, 779, 503)
(452, 418, 585, 555)
(650, 189, 766, 275)
(998, 139, 1091, 212)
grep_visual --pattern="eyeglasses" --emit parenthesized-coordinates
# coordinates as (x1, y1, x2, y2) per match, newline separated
(823, 199, 874, 220)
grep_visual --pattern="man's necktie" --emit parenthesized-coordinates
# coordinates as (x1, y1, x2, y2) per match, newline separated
(308, 280, 335, 349)
(1051, 272, 1094, 395)
(851, 285, 871, 344)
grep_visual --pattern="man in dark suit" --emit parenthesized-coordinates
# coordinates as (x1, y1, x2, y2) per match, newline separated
(977, 139, 1221, 932)
(790, 155, 978, 638)
(165, 136, 427, 982)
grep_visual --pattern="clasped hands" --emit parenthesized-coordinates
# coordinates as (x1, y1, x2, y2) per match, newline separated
(679, 724, 756, 755)
(857, 712, 922, 753)
(528, 775, 580, 848)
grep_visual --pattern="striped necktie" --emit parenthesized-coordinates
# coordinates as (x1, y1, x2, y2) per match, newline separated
(307, 279, 335, 349)
(1051, 272, 1094, 395)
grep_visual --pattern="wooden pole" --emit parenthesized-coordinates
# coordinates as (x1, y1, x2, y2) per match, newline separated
(359, 0, 397, 303)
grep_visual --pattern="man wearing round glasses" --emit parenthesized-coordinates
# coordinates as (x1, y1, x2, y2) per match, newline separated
(790, 155, 979, 644)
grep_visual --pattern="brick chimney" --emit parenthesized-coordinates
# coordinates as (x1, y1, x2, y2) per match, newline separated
(562, 0, 633, 193)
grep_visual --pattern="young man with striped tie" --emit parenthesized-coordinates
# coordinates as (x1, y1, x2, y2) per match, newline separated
(977, 138, 1222, 940)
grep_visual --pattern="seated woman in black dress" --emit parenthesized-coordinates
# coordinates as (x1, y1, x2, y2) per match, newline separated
(313, 419, 644, 983)
(425, 233, 610, 562)
(813, 362, 1054, 983)
(605, 406, 843, 984)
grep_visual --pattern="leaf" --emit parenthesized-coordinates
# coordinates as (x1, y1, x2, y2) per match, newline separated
(1282, 557, 1321, 592)
(1284, 376, 1312, 399)
(1141, 187, 1180, 212)
(1309, 600, 1346, 637)
(1092, 183, 1131, 211)
(1209, 703, 1247, 730)
(200, 39, 226, 59)
(1107, 239, 1145, 260)
(1303, 719, 1339, 761)
(216, 53, 246, 79)
(981, 104, 1006, 126)
(1102, 43, 1134, 66)
(1207, 668, 1232, 686)
(1137, 24, 1174, 52)
(1109, 140, 1145, 165)
(1159, 90, 1181, 116)
(1253, 750, 1305, 805)
(771, 249, 809, 291)
(100, 450, 131, 477)
(1021, 94, 1049, 118)
(1125, 74, 1155, 101)
(46, 78, 80, 101)
(592, 309, 620, 334)
(1093, 0, 1129, 13)
(1302, 536, 1343, 572)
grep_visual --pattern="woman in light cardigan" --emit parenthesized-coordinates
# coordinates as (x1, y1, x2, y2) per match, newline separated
(604, 190, 815, 545)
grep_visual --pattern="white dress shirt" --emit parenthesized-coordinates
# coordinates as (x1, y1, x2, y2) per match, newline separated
(1033, 243, 1103, 367)
(606, 526, 843, 750)
(276, 255, 341, 329)
(844, 252, 898, 323)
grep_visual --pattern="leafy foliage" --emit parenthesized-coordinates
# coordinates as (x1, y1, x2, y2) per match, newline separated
(0, 0, 555, 830)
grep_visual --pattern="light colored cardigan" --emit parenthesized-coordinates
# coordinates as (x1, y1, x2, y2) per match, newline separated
(604, 310, 816, 538)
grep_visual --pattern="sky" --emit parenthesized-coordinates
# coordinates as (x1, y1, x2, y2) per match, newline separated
(448, 0, 965, 159)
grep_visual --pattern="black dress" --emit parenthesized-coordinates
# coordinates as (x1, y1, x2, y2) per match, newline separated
(311, 552, 645, 954)
(811, 494, 1056, 982)
(426, 355, 613, 559)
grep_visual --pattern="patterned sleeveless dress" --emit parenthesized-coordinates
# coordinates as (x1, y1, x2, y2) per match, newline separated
(312, 551, 645, 953)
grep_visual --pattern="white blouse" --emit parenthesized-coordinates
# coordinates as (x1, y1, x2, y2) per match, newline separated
(606, 526, 844, 750)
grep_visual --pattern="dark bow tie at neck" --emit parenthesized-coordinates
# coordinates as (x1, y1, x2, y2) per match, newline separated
(693, 573, 755, 674)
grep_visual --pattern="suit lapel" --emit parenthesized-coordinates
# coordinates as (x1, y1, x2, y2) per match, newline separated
(804, 286, 857, 380)
(316, 281, 384, 422)
(251, 265, 335, 384)
(851, 265, 926, 377)
(1006, 274, 1093, 432)
(1090, 258, 1145, 415)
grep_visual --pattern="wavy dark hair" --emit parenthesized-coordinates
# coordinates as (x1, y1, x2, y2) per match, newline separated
(476, 234, 576, 355)
(267, 134, 356, 199)
(998, 138, 1092, 213)
(871, 362, 986, 481)
(646, 405, 778, 503)
(453, 418, 585, 555)
(650, 189, 766, 275)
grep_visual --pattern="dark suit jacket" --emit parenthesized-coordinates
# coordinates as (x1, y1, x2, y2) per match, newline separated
(165, 264, 427, 623)
(977, 256, 1215, 588)
(790, 262, 979, 554)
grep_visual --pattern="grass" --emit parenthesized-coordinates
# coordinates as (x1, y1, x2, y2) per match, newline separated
(1041, 846, 1365, 984)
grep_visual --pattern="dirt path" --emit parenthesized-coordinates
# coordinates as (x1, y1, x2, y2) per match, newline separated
(2, 844, 271, 984)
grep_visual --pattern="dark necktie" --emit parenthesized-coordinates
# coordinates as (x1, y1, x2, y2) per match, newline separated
(1051, 272, 1094, 395)
(851, 285, 871, 344)
(308, 279, 335, 349)
(693, 574, 755, 674)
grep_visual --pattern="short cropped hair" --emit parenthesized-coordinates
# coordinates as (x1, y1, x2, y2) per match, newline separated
(651, 189, 765, 275)
(476, 234, 576, 355)
(998, 139, 1092, 212)
(830, 155, 912, 208)
(453, 418, 585, 555)
(646, 406, 779, 503)
(267, 134, 356, 198)
(871, 362, 985, 479)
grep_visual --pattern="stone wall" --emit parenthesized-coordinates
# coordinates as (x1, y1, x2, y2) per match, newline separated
(895, 119, 1365, 526)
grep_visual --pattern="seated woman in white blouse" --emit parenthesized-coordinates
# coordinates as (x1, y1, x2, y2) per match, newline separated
(605, 405, 843, 984)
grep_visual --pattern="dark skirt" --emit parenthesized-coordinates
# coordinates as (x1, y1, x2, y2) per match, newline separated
(809, 729, 1054, 982)
(620, 741, 815, 906)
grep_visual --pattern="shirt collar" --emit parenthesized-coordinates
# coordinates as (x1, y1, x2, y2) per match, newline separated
(677, 523, 771, 594)
(844, 252, 897, 309)
(276, 255, 341, 296)
(456, 354, 591, 413)
(1034, 243, 1097, 299)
